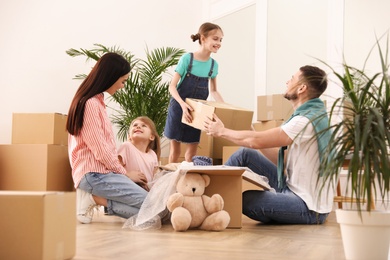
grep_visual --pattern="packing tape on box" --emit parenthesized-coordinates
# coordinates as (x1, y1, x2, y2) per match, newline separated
(267, 111, 273, 120)
(266, 95, 273, 107)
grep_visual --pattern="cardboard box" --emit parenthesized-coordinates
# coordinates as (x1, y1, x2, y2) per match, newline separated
(160, 157, 185, 166)
(0, 191, 76, 260)
(242, 178, 263, 192)
(252, 120, 284, 131)
(222, 146, 267, 192)
(0, 144, 73, 191)
(182, 98, 254, 158)
(257, 94, 293, 121)
(12, 113, 68, 145)
(181, 166, 246, 228)
(183, 98, 253, 131)
(222, 146, 242, 164)
(180, 131, 213, 158)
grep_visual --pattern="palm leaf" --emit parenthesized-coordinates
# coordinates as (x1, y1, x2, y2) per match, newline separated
(66, 44, 185, 140)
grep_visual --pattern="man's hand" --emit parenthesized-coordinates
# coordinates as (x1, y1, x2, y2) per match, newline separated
(204, 113, 224, 137)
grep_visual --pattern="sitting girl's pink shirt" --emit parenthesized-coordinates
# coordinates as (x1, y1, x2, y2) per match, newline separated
(117, 141, 158, 182)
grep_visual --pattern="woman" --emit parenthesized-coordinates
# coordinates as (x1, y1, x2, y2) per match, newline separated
(66, 52, 147, 224)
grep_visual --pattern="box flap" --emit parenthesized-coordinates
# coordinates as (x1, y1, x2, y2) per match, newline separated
(189, 98, 252, 111)
(0, 191, 62, 196)
(242, 170, 272, 190)
(179, 165, 246, 176)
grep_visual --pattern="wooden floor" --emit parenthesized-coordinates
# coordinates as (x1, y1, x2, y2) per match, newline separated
(73, 209, 345, 260)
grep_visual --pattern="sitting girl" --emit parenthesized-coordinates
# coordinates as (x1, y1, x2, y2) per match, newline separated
(118, 116, 161, 191)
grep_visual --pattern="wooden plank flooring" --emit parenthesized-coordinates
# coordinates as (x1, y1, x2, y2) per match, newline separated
(73, 209, 345, 260)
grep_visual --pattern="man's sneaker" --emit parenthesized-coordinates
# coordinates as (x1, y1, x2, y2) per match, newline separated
(76, 189, 99, 224)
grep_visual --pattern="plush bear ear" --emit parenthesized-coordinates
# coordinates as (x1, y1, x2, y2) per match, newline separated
(201, 174, 210, 187)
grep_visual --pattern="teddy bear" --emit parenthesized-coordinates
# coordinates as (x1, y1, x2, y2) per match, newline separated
(166, 172, 230, 231)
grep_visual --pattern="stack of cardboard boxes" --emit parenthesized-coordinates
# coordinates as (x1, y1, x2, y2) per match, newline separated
(253, 94, 293, 132)
(0, 113, 76, 260)
(0, 113, 74, 191)
(222, 94, 293, 163)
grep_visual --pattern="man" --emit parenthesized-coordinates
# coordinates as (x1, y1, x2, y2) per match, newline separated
(204, 65, 334, 224)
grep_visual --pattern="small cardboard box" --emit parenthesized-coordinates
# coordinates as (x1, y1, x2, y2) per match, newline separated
(0, 191, 76, 260)
(0, 144, 73, 191)
(183, 98, 253, 131)
(257, 94, 293, 121)
(12, 113, 68, 145)
(181, 166, 246, 228)
(252, 120, 284, 131)
(182, 98, 254, 158)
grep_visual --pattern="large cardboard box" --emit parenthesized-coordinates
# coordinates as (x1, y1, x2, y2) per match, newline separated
(12, 113, 68, 145)
(182, 98, 254, 158)
(160, 157, 185, 166)
(181, 166, 246, 228)
(0, 191, 76, 260)
(252, 120, 284, 131)
(0, 144, 73, 191)
(222, 146, 242, 164)
(180, 131, 213, 158)
(257, 94, 293, 121)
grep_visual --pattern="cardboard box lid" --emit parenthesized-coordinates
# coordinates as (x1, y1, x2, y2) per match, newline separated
(179, 166, 272, 190)
(180, 165, 246, 176)
(0, 191, 65, 196)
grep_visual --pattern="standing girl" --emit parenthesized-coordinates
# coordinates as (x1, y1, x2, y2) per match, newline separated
(67, 52, 148, 224)
(118, 116, 161, 191)
(164, 22, 225, 163)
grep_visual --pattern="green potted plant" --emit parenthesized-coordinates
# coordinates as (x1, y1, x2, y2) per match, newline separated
(66, 44, 185, 140)
(318, 34, 390, 260)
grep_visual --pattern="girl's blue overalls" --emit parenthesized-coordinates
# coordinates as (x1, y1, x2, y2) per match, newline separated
(164, 53, 215, 143)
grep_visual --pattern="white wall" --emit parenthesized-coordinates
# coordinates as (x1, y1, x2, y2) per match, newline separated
(344, 0, 390, 71)
(1, 0, 390, 145)
(0, 0, 204, 144)
(209, 0, 389, 113)
(213, 4, 256, 111)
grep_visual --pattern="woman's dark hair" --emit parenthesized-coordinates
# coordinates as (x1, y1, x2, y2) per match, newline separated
(190, 22, 223, 44)
(66, 52, 130, 135)
(300, 65, 327, 98)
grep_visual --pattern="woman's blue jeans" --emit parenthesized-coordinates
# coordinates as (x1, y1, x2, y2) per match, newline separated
(225, 148, 328, 224)
(78, 172, 147, 219)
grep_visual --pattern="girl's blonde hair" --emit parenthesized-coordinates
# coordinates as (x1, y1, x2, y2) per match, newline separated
(129, 116, 161, 160)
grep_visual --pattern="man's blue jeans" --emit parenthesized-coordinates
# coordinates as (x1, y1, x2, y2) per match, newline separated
(78, 172, 147, 219)
(225, 147, 328, 224)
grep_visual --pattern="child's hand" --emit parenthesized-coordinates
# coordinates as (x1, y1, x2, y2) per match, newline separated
(180, 101, 193, 123)
(125, 170, 149, 191)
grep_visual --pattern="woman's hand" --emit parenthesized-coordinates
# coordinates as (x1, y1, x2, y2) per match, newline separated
(180, 101, 194, 123)
(125, 170, 149, 191)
